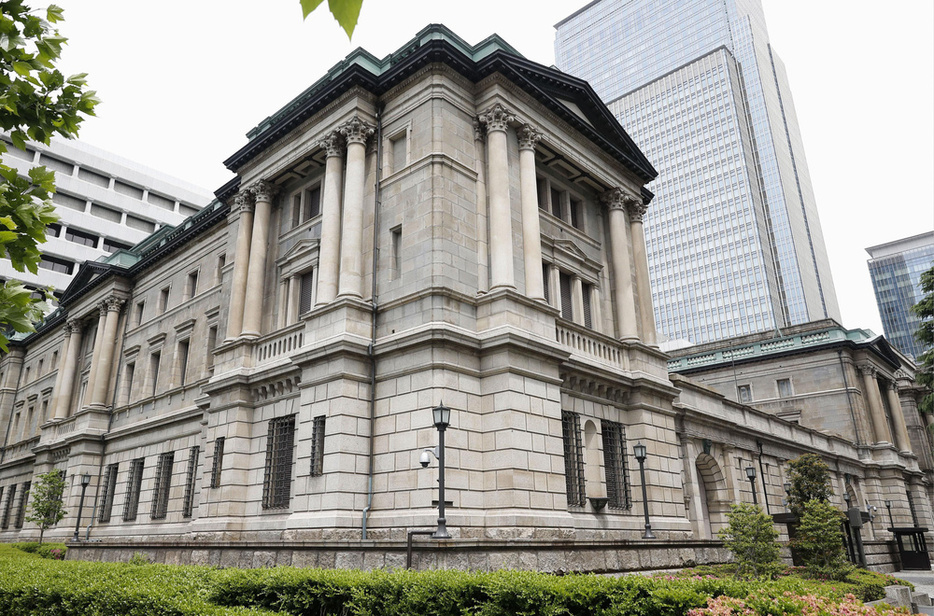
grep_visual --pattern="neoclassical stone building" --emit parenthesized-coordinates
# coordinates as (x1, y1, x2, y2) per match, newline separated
(0, 26, 929, 571)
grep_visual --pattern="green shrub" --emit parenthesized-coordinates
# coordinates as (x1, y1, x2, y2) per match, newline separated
(786, 454, 833, 518)
(718, 503, 782, 579)
(792, 500, 853, 581)
(11, 542, 66, 560)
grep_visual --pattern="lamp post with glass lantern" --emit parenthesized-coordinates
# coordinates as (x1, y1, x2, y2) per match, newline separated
(884, 500, 894, 530)
(72, 473, 91, 542)
(745, 466, 758, 506)
(633, 443, 655, 539)
(426, 402, 451, 539)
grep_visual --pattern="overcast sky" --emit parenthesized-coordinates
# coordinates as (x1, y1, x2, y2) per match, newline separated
(50, 0, 933, 336)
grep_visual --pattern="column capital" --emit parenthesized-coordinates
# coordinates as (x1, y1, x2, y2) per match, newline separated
(318, 130, 345, 157)
(233, 190, 254, 213)
(339, 116, 375, 146)
(858, 364, 877, 378)
(627, 198, 648, 223)
(96, 302, 109, 318)
(472, 118, 484, 142)
(517, 124, 543, 151)
(66, 319, 82, 334)
(104, 296, 125, 313)
(888, 379, 900, 392)
(477, 103, 515, 133)
(600, 187, 640, 211)
(249, 179, 278, 203)
(61, 323, 72, 339)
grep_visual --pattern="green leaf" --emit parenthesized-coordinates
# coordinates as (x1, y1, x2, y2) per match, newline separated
(300, 0, 326, 18)
(300, 0, 362, 39)
(46, 5, 65, 24)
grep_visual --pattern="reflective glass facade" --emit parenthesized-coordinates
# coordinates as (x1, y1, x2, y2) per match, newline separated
(555, 0, 840, 345)
(866, 232, 934, 360)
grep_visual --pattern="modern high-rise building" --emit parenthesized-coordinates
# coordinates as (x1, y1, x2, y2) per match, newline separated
(866, 231, 934, 360)
(554, 0, 840, 346)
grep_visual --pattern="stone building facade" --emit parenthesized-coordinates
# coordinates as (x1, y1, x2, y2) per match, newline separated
(0, 26, 929, 571)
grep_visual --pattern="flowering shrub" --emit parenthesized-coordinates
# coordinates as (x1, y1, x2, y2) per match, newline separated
(688, 592, 912, 616)
(48, 549, 64, 560)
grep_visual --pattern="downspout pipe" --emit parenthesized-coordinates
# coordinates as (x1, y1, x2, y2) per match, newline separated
(362, 103, 384, 540)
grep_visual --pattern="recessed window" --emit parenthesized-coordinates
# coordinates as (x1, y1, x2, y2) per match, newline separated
(582, 282, 593, 329)
(102, 238, 132, 253)
(135, 301, 145, 326)
(561, 411, 585, 507)
(298, 271, 315, 315)
(390, 132, 407, 172)
(215, 254, 226, 285)
(390, 225, 402, 280)
(38, 255, 75, 275)
(262, 415, 296, 509)
(151, 451, 174, 520)
(206, 326, 218, 370)
(186, 271, 198, 300)
(602, 421, 631, 510)
(14, 481, 30, 528)
(210, 437, 225, 489)
(149, 352, 161, 398)
(64, 227, 99, 248)
(182, 446, 199, 519)
(777, 378, 793, 398)
(123, 458, 145, 522)
(310, 415, 326, 477)
(158, 287, 170, 314)
(98, 463, 119, 523)
(737, 384, 752, 403)
(176, 340, 189, 387)
(1, 484, 16, 529)
(290, 183, 322, 228)
(559, 272, 573, 321)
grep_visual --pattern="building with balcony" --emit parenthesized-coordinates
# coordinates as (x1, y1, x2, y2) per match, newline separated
(0, 25, 928, 571)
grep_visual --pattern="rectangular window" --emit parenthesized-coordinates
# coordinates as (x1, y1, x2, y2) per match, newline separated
(737, 384, 752, 403)
(299, 271, 315, 315)
(559, 272, 573, 321)
(310, 415, 326, 477)
(135, 301, 145, 326)
(1, 484, 16, 529)
(291, 193, 302, 227)
(159, 287, 169, 313)
(536, 177, 547, 210)
(561, 411, 586, 507)
(569, 197, 582, 229)
(582, 282, 593, 329)
(38, 255, 74, 275)
(13, 482, 29, 529)
(176, 340, 189, 387)
(210, 437, 225, 489)
(151, 451, 174, 520)
(390, 225, 402, 280)
(262, 415, 296, 509)
(102, 238, 132, 254)
(602, 421, 631, 510)
(215, 254, 226, 285)
(550, 187, 562, 218)
(542, 263, 551, 303)
(182, 446, 199, 518)
(187, 271, 198, 300)
(391, 134, 407, 172)
(303, 186, 321, 220)
(777, 378, 793, 398)
(123, 458, 144, 521)
(64, 227, 99, 247)
(206, 326, 218, 370)
(98, 463, 118, 523)
(123, 363, 135, 405)
(149, 352, 161, 397)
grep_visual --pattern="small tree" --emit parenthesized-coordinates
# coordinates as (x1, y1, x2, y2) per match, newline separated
(786, 453, 833, 518)
(25, 470, 66, 544)
(911, 264, 934, 416)
(791, 500, 853, 580)
(718, 502, 783, 579)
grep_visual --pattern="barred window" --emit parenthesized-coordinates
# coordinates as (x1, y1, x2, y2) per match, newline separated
(561, 411, 586, 507)
(1, 484, 16, 529)
(14, 481, 30, 528)
(299, 271, 315, 315)
(98, 463, 119, 523)
(310, 415, 326, 476)
(559, 273, 573, 321)
(602, 421, 632, 510)
(582, 282, 593, 329)
(262, 415, 296, 509)
(210, 437, 225, 489)
(123, 458, 145, 521)
(182, 446, 199, 518)
(151, 451, 175, 520)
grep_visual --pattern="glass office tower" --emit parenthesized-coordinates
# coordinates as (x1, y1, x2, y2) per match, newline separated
(555, 0, 840, 345)
(866, 232, 934, 360)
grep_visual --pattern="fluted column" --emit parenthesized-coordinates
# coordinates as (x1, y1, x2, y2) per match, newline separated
(601, 188, 638, 340)
(478, 104, 516, 291)
(518, 124, 544, 300)
(53, 320, 83, 419)
(48, 327, 71, 420)
(84, 304, 107, 407)
(226, 191, 254, 339)
(241, 180, 277, 337)
(627, 196, 656, 346)
(316, 131, 345, 306)
(337, 116, 374, 299)
(885, 380, 912, 453)
(90, 297, 124, 407)
(859, 365, 892, 444)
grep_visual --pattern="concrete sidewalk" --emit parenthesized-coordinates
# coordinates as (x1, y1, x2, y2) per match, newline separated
(891, 570, 934, 598)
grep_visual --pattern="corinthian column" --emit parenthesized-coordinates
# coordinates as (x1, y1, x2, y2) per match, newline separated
(601, 188, 638, 340)
(316, 131, 345, 306)
(241, 180, 278, 337)
(48, 326, 72, 420)
(338, 116, 374, 299)
(90, 297, 124, 407)
(54, 320, 83, 419)
(859, 365, 892, 444)
(478, 104, 516, 291)
(627, 196, 657, 346)
(885, 380, 912, 453)
(226, 191, 254, 340)
(518, 124, 545, 300)
(84, 304, 108, 407)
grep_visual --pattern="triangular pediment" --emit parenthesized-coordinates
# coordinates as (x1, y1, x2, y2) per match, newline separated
(553, 238, 587, 262)
(58, 261, 116, 305)
(277, 238, 320, 266)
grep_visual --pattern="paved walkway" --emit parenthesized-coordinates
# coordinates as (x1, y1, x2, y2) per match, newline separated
(891, 570, 934, 599)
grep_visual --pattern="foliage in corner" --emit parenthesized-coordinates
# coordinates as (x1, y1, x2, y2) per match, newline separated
(718, 503, 783, 579)
(911, 264, 934, 416)
(786, 453, 833, 519)
(0, 1, 98, 351)
(24, 470, 66, 544)
(791, 500, 853, 581)
(299, 0, 363, 39)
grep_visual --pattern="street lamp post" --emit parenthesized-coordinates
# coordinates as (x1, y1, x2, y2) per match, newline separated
(884, 500, 894, 530)
(633, 443, 655, 540)
(745, 466, 758, 506)
(431, 402, 451, 539)
(72, 474, 91, 542)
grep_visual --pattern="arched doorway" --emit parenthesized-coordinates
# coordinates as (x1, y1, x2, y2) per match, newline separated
(695, 452, 730, 538)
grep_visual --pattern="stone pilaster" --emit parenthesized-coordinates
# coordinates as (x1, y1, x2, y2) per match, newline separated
(518, 124, 544, 300)
(601, 188, 638, 340)
(226, 191, 254, 340)
(626, 196, 656, 346)
(478, 104, 516, 291)
(241, 180, 278, 337)
(337, 116, 374, 299)
(316, 131, 345, 306)
(90, 296, 124, 407)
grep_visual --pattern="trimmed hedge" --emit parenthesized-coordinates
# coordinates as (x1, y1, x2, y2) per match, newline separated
(11, 542, 67, 560)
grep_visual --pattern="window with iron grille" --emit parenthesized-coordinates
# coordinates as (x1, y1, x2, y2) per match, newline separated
(559, 272, 573, 321)
(299, 271, 315, 315)
(98, 463, 118, 523)
(310, 416, 326, 477)
(151, 451, 175, 520)
(561, 411, 586, 507)
(182, 446, 199, 518)
(13, 481, 30, 528)
(602, 421, 631, 510)
(1, 484, 16, 529)
(123, 458, 145, 521)
(582, 282, 593, 329)
(210, 437, 225, 489)
(262, 415, 296, 509)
